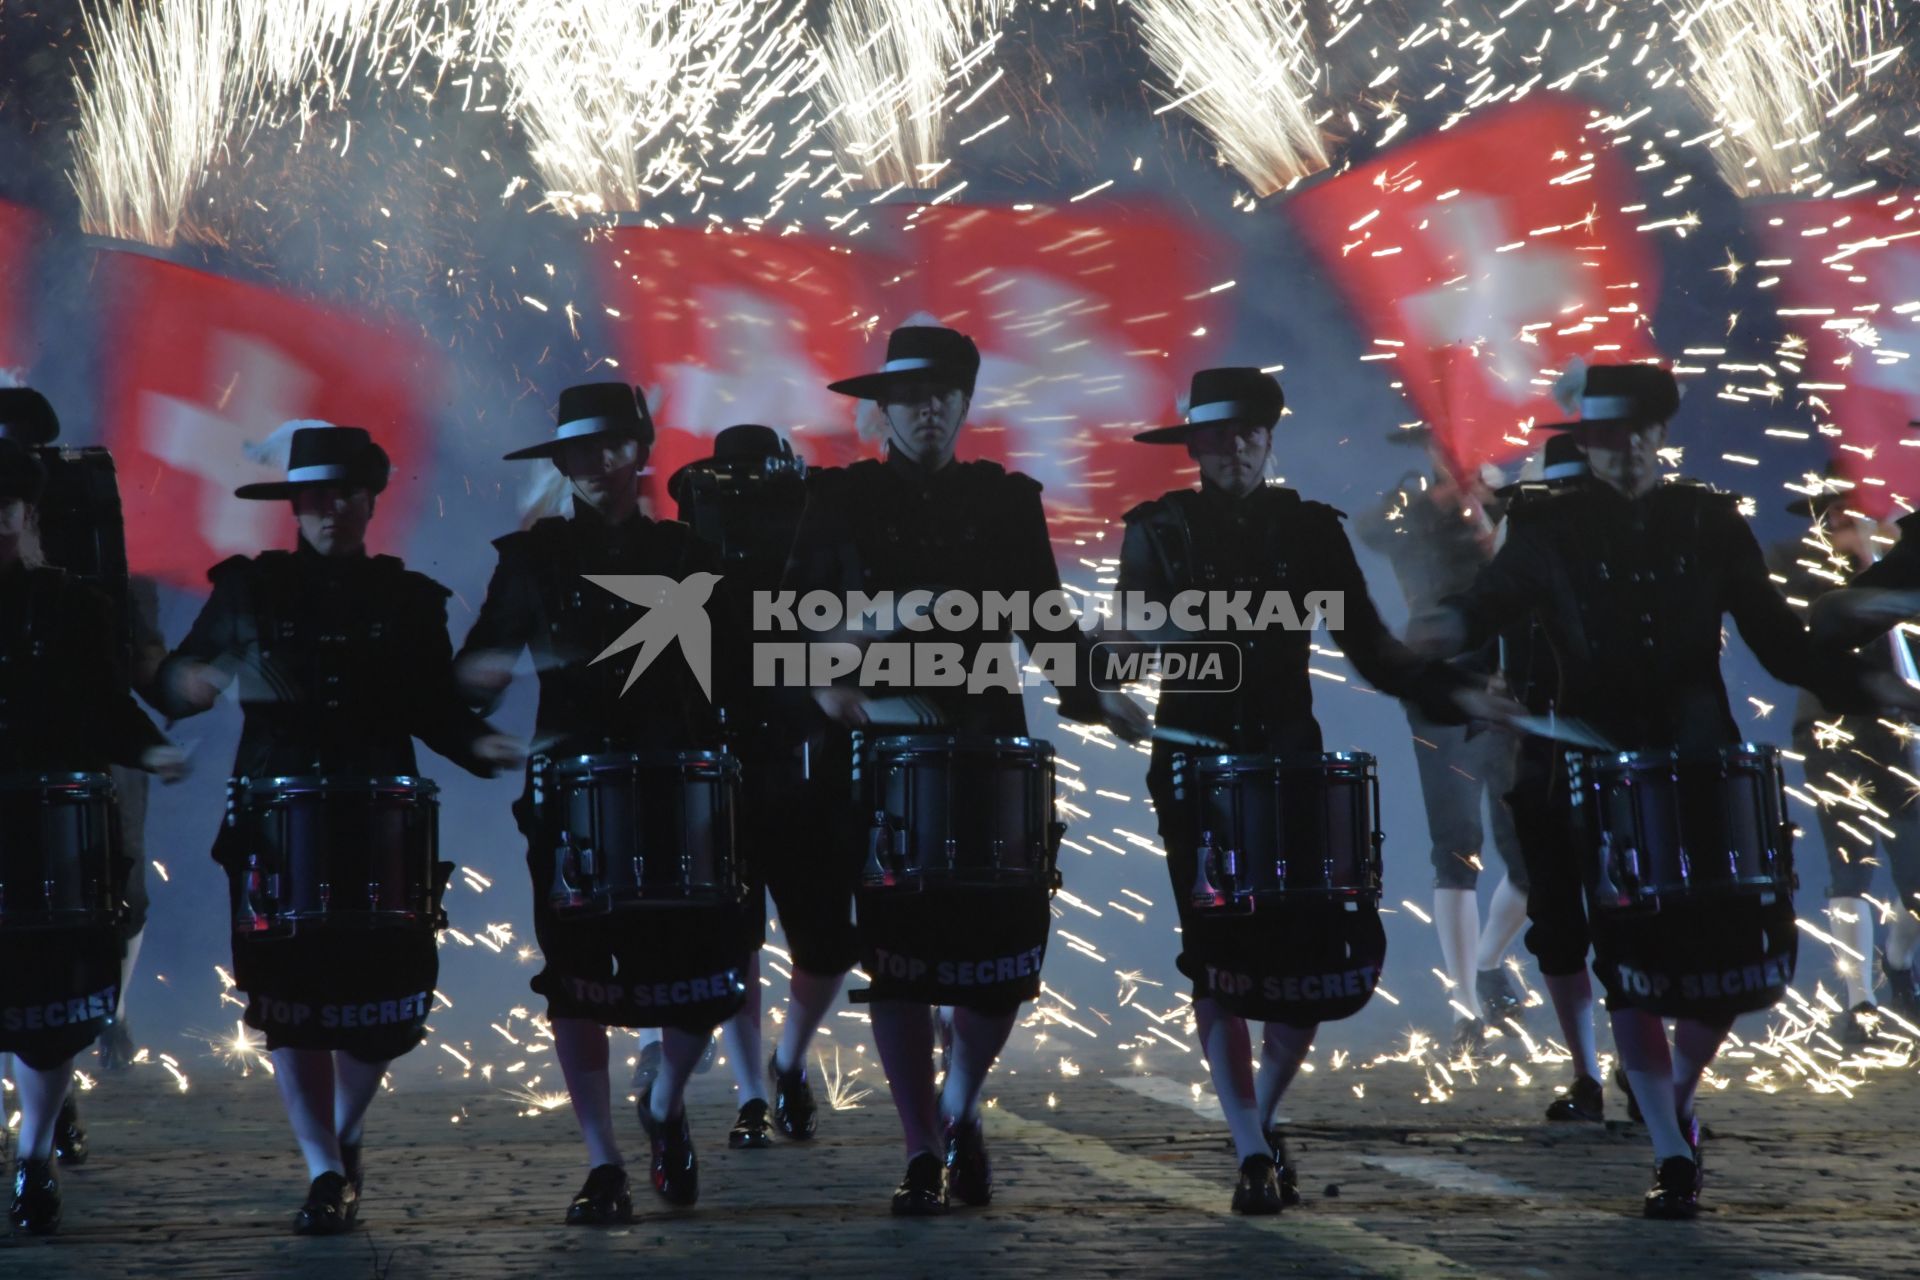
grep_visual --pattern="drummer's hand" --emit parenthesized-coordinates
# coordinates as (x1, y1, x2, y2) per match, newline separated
(1405, 608, 1469, 659)
(169, 660, 227, 712)
(1450, 685, 1527, 727)
(1096, 688, 1150, 743)
(1862, 669, 1920, 717)
(813, 686, 872, 726)
(141, 744, 190, 784)
(456, 649, 516, 699)
(471, 733, 529, 775)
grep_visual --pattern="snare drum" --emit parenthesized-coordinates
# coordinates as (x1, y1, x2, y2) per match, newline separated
(226, 776, 441, 936)
(534, 751, 742, 915)
(0, 773, 120, 931)
(857, 735, 1062, 892)
(1182, 753, 1382, 912)
(1568, 743, 1794, 913)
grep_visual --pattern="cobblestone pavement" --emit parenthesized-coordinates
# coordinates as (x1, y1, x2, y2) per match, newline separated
(4, 1060, 1916, 1279)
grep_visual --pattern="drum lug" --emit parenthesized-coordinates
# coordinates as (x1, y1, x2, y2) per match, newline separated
(1189, 831, 1230, 909)
(864, 811, 899, 887)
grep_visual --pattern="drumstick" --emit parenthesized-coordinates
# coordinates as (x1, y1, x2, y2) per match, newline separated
(861, 695, 947, 728)
(1150, 726, 1229, 750)
(1504, 712, 1617, 752)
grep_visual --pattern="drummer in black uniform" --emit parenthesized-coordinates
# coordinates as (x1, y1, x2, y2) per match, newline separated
(1, 386, 167, 1172)
(785, 325, 1149, 1214)
(0, 439, 186, 1235)
(154, 424, 523, 1235)
(457, 384, 753, 1220)
(1804, 475, 1920, 1026)
(665, 426, 843, 1148)
(1120, 368, 1490, 1214)
(1415, 365, 1920, 1217)
(1358, 427, 1530, 1053)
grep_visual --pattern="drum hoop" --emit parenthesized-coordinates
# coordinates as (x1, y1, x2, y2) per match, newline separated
(542, 750, 740, 775)
(0, 771, 116, 792)
(863, 735, 1054, 757)
(1192, 751, 1377, 773)
(234, 774, 441, 797)
(1578, 743, 1778, 772)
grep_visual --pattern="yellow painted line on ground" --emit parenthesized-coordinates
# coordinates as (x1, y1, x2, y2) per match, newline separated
(997, 1104, 1476, 1278)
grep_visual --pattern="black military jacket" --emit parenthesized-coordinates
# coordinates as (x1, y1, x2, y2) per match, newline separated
(1448, 479, 1867, 752)
(458, 502, 722, 756)
(0, 562, 166, 773)
(779, 452, 1103, 737)
(154, 541, 495, 777)
(1118, 481, 1466, 755)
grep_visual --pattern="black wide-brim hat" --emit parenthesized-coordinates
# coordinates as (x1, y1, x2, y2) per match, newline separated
(0, 437, 47, 503)
(504, 382, 655, 461)
(234, 425, 391, 500)
(827, 325, 981, 401)
(1542, 363, 1681, 434)
(1785, 466, 1857, 519)
(1134, 367, 1284, 445)
(666, 423, 794, 505)
(0, 387, 59, 445)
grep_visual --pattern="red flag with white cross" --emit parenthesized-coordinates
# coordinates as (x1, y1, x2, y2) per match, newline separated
(94, 250, 441, 588)
(1752, 191, 1920, 517)
(1289, 95, 1662, 476)
(867, 201, 1233, 540)
(594, 227, 878, 511)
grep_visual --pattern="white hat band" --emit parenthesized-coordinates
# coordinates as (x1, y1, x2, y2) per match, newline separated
(1580, 394, 1640, 420)
(1542, 460, 1587, 480)
(555, 416, 620, 440)
(882, 357, 940, 372)
(1187, 400, 1254, 424)
(286, 464, 352, 483)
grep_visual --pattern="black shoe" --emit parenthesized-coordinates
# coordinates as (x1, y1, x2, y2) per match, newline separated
(1678, 1112, 1704, 1189)
(1232, 1154, 1285, 1215)
(891, 1151, 949, 1216)
(1449, 1016, 1486, 1058)
(1614, 1067, 1644, 1124)
(1643, 1155, 1700, 1220)
(649, 1104, 699, 1207)
(98, 1017, 136, 1071)
(54, 1096, 88, 1167)
(1884, 947, 1919, 1018)
(1264, 1128, 1302, 1207)
(1837, 1001, 1878, 1045)
(768, 1051, 818, 1141)
(729, 1099, 774, 1150)
(944, 1114, 992, 1207)
(1476, 968, 1526, 1025)
(294, 1171, 358, 1236)
(1545, 1074, 1604, 1123)
(9, 1158, 61, 1236)
(565, 1164, 634, 1226)
(340, 1142, 363, 1197)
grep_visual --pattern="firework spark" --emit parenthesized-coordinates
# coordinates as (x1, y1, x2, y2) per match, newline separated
(485, 0, 815, 217)
(1667, 0, 1896, 196)
(1130, 0, 1331, 197)
(809, 0, 1011, 191)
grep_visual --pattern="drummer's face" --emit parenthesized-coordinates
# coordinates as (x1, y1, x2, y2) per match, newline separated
(880, 382, 967, 468)
(292, 486, 373, 556)
(1188, 424, 1271, 497)
(559, 434, 644, 513)
(1580, 421, 1666, 498)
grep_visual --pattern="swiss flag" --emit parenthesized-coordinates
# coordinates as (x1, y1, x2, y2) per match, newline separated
(95, 251, 441, 588)
(595, 228, 877, 508)
(1290, 95, 1661, 476)
(869, 202, 1232, 538)
(0, 201, 41, 369)
(1753, 192, 1920, 515)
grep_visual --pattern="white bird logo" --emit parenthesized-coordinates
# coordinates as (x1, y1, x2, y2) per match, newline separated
(581, 572, 723, 700)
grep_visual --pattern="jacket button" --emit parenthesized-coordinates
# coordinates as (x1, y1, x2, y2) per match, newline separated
(326, 699, 341, 709)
